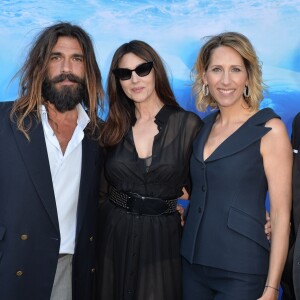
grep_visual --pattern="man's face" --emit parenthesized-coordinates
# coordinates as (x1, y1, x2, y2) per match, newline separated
(42, 36, 87, 112)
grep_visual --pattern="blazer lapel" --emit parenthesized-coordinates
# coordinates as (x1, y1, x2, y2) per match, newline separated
(207, 108, 277, 162)
(206, 124, 271, 162)
(193, 111, 218, 163)
(11, 120, 59, 232)
(194, 108, 278, 163)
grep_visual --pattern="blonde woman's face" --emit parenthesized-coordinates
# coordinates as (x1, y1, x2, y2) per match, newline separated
(203, 46, 248, 108)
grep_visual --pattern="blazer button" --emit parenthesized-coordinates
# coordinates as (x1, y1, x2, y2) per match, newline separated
(20, 234, 28, 240)
(89, 236, 94, 242)
(90, 268, 96, 273)
(16, 270, 23, 276)
(202, 185, 206, 192)
(198, 207, 202, 214)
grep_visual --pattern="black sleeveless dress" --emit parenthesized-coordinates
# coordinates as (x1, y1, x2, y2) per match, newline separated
(97, 105, 203, 300)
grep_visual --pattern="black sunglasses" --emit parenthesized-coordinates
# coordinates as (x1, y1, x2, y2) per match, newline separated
(113, 61, 153, 80)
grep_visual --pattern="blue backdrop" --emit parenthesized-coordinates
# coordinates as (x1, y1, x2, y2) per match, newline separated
(1, 1, 299, 298)
(1, 0, 299, 131)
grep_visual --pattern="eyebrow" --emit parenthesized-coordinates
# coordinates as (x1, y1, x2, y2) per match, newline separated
(210, 64, 244, 67)
(73, 53, 84, 59)
(50, 52, 84, 58)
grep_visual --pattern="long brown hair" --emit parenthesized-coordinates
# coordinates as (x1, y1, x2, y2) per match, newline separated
(101, 40, 179, 147)
(11, 22, 104, 139)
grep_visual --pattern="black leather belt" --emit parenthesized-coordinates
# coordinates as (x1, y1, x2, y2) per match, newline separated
(109, 187, 178, 216)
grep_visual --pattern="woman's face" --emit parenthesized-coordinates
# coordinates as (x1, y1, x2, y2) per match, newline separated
(203, 45, 249, 108)
(116, 52, 158, 105)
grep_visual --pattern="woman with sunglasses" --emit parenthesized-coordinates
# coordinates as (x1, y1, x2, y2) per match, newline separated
(97, 40, 203, 300)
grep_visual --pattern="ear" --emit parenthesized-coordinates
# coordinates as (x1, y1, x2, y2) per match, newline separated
(202, 72, 207, 85)
(245, 71, 249, 86)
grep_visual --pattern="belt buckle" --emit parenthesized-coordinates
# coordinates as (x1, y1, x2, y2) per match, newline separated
(126, 195, 142, 214)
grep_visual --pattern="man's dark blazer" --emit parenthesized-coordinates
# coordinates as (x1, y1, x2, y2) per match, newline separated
(282, 112, 300, 300)
(0, 101, 103, 300)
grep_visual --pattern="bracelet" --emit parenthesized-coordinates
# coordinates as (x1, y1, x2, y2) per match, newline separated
(265, 285, 279, 292)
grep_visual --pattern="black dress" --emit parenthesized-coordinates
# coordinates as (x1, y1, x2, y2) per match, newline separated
(97, 105, 203, 300)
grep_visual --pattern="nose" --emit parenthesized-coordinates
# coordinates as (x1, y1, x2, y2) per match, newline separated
(61, 59, 72, 73)
(221, 71, 230, 85)
(131, 71, 140, 83)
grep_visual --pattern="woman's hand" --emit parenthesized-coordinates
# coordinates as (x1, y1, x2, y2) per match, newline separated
(265, 211, 271, 241)
(177, 187, 189, 226)
(176, 205, 185, 226)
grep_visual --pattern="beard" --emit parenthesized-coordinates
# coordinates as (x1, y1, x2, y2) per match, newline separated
(42, 73, 87, 112)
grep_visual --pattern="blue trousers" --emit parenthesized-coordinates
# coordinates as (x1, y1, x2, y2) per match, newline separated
(182, 258, 267, 300)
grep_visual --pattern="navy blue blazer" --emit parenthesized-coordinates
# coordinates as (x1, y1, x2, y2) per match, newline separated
(0, 101, 103, 300)
(181, 108, 278, 275)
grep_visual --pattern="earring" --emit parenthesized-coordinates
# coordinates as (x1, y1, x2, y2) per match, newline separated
(202, 84, 209, 96)
(243, 86, 250, 97)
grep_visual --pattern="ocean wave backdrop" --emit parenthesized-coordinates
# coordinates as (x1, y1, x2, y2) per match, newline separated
(1, 0, 299, 133)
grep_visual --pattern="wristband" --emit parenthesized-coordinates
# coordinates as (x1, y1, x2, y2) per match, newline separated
(265, 285, 279, 292)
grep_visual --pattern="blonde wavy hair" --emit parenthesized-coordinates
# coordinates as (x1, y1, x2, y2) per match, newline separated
(192, 32, 266, 112)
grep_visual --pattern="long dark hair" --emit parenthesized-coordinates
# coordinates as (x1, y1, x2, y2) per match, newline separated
(101, 40, 179, 147)
(11, 22, 104, 139)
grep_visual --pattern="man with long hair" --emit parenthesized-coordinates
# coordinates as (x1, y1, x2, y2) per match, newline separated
(0, 22, 104, 300)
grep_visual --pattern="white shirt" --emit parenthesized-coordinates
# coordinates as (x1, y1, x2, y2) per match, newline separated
(41, 104, 90, 254)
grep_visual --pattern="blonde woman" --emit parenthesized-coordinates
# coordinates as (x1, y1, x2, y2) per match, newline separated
(181, 32, 292, 300)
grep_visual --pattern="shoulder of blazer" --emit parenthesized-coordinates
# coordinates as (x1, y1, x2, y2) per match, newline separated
(202, 108, 279, 125)
(194, 108, 280, 163)
(246, 108, 280, 125)
(0, 101, 14, 121)
(0, 100, 14, 109)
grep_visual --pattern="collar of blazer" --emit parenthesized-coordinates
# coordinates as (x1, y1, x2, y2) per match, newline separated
(193, 108, 279, 163)
(10, 117, 60, 232)
(10, 115, 98, 236)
